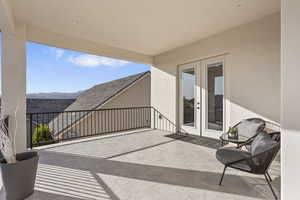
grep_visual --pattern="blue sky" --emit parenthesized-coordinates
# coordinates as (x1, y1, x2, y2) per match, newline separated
(0, 31, 150, 93)
(26, 42, 150, 93)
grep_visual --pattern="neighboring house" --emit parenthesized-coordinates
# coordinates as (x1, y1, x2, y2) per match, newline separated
(26, 98, 76, 147)
(49, 71, 151, 139)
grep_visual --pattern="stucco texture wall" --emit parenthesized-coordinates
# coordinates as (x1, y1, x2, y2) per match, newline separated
(151, 13, 280, 130)
(61, 74, 151, 138)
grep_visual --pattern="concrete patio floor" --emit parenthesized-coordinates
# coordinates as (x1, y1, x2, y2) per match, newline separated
(27, 129, 280, 200)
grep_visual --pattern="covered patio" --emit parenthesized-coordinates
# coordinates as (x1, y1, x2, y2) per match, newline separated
(1, 0, 300, 199)
(28, 129, 280, 200)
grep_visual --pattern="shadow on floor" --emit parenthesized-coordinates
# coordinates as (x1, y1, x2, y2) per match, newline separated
(37, 150, 268, 199)
(165, 133, 221, 150)
(27, 190, 86, 200)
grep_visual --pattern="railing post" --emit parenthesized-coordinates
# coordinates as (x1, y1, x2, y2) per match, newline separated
(153, 108, 156, 129)
(29, 113, 33, 149)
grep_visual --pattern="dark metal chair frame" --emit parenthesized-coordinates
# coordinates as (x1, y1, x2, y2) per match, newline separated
(220, 118, 266, 147)
(218, 132, 280, 200)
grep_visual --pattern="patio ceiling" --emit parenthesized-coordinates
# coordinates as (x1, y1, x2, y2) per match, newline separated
(10, 0, 280, 57)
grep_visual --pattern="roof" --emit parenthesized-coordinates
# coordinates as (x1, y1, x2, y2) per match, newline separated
(65, 71, 149, 111)
(0, 98, 74, 124)
(49, 71, 150, 135)
(27, 98, 76, 124)
(27, 99, 75, 114)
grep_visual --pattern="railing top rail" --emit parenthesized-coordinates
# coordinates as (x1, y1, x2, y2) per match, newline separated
(27, 106, 152, 115)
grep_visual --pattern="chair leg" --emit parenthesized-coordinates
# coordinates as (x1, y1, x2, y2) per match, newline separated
(264, 174, 277, 200)
(266, 171, 272, 182)
(219, 166, 227, 186)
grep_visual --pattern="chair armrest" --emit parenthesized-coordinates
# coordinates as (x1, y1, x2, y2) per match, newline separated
(227, 143, 280, 172)
(237, 137, 255, 148)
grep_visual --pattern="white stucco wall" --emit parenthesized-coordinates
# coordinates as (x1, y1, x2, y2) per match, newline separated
(281, 0, 300, 199)
(1, 23, 27, 153)
(152, 13, 280, 130)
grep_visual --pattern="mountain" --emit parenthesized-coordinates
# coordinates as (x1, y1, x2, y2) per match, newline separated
(26, 92, 81, 99)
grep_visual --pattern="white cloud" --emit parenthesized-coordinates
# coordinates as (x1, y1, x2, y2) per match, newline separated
(68, 54, 129, 67)
(49, 47, 65, 60)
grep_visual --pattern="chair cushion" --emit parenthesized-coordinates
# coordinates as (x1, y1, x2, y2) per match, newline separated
(236, 119, 264, 138)
(250, 131, 276, 165)
(216, 147, 251, 171)
(251, 131, 275, 155)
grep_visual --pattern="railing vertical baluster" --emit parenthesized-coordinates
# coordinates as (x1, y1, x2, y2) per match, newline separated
(80, 111, 82, 136)
(89, 111, 90, 136)
(100, 110, 103, 134)
(121, 109, 123, 130)
(97, 110, 99, 134)
(123, 108, 125, 130)
(29, 113, 33, 149)
(130, 108, 134, 129)
(86, 111, 88, 136)
(130, 108, 132, 129)
(149, 107, 151, 128)
(138, 108, 140, 128)
(143, 108, 145, 127)
(111, 109, 114, 132)
(84, 111, 86, 136)
(114, 109, 116, 132)
(107, 110, 109, 133)
(61, 112, 64, 141)
(153, 108, 156, 129)
(86, 111, 89, 136)
(115, 109, 117, 132)
(28, 107, 176, 148)
(94, 110, 96, 134)
(51, 113, 54, 142)
(57, 113, 60, 143)
(117, 109, 119, 132)
(87, 112, 93, 136)
(135, 108, 137, 129)
(104, 110, 106, 133)
(140, 108, 142, 128)
(137, 108, 139, 128)
(133, 108, 135, 129)
(110, 110, 112, 133)
(119, 109, 121, 131)
(67, 112, 69, 139)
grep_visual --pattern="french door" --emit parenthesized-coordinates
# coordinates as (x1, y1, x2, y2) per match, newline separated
(179, 62, 201, 135)
(179, 57, 225, 137)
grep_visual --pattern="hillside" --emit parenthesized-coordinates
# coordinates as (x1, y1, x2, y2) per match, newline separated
(27, 92, 81, 99)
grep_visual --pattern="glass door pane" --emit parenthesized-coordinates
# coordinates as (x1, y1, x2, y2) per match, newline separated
(182, 69, 195, 127)
(207, 63, 223, 131)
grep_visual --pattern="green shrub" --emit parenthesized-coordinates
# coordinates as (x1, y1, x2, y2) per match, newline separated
(32, 124, 53, 145)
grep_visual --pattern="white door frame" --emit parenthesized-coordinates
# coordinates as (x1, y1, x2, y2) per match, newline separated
(178, 56, 226, 138)
(178, 62, 201, 135)
(201, 56, 226, 138)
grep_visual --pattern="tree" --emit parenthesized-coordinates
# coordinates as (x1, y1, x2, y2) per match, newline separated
(32, 124, 53, 145)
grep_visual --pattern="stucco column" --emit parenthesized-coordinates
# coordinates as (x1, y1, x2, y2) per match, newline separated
(281, 0, 300, 199)
(1, 23, 27, 153)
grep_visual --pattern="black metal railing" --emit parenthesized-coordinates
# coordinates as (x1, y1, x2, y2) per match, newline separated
(27, 106, 181, 148)
(27, 107, 151, 148)
(152, 107, 177, 133)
